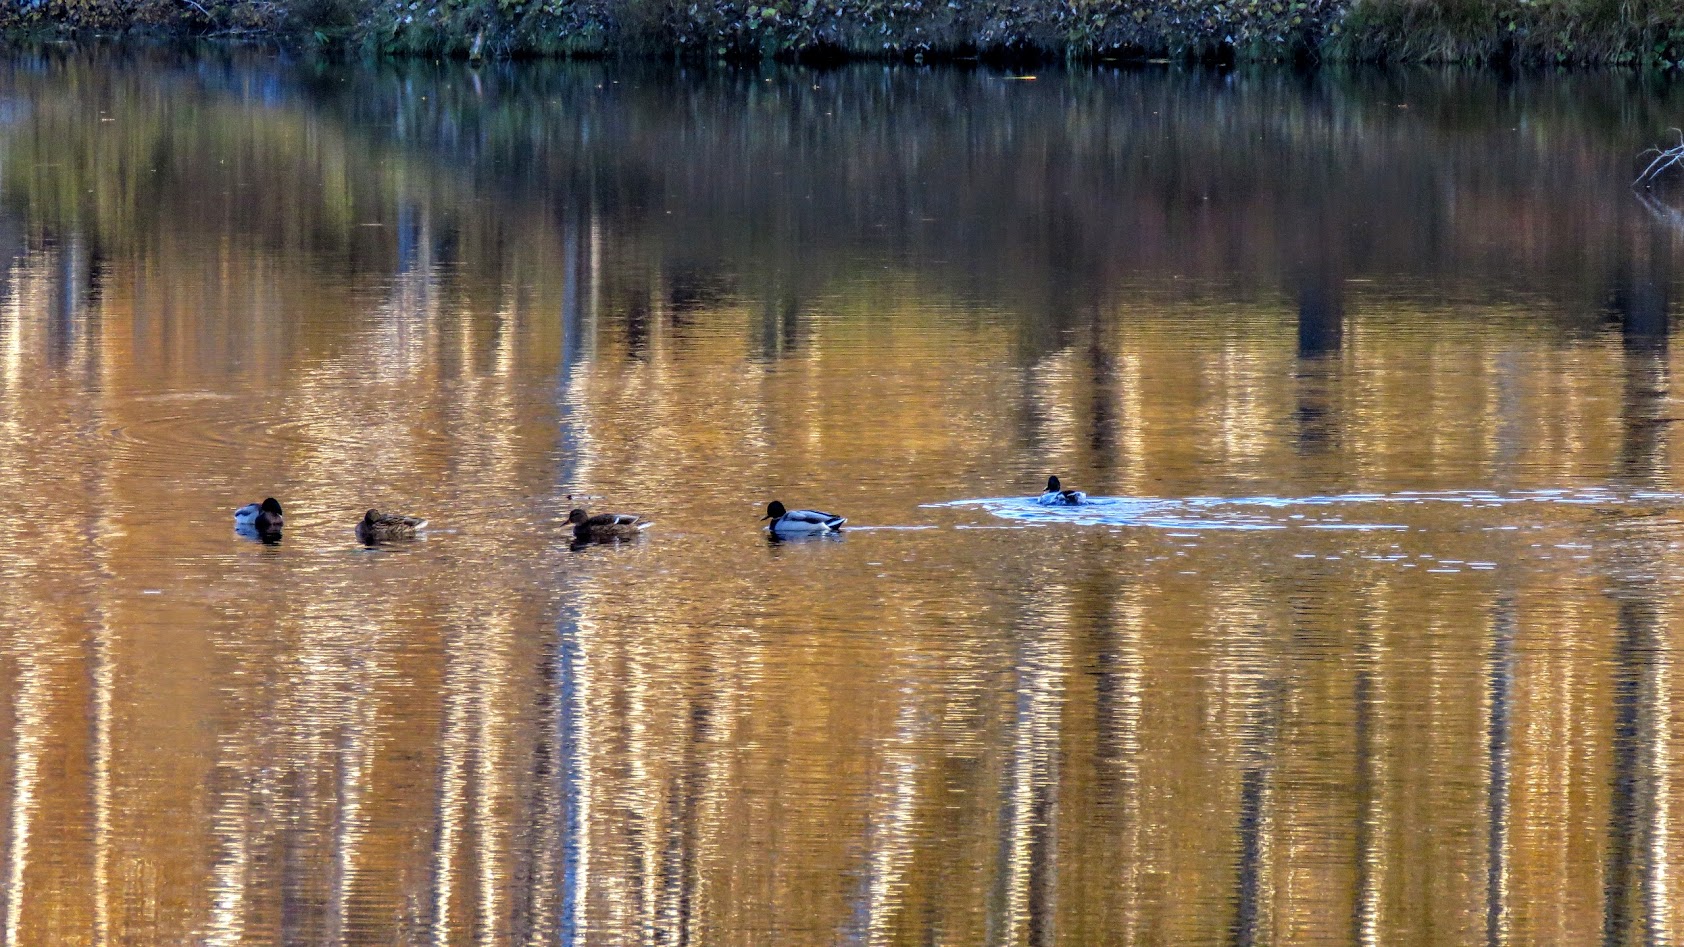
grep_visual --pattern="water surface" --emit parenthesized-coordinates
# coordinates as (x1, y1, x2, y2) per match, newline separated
(3, 50, 1684, 943)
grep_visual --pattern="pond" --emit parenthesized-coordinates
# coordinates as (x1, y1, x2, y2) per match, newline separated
(2, 48, 1684, 943)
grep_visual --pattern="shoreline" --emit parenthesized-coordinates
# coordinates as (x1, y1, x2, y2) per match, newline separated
(7, 0, 1684, 69)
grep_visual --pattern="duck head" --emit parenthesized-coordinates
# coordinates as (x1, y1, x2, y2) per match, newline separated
(363, 509, 381, 525)
(762, 500, 788, 520)
(567, 508, 589, 525)
(1046, 476, 1062, 491)
(260, 497, 283, 517)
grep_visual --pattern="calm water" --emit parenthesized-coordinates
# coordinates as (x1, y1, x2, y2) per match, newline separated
(4, 49, 1684, 944)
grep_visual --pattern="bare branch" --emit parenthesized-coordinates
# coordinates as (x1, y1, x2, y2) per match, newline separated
(1635, 142, 1684, 186)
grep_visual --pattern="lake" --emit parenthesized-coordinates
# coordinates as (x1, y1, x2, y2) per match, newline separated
(3, 48, 1684, 944)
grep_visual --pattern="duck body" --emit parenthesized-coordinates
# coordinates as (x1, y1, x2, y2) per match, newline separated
(1036, 476, 1086, 506)
(568, 508, 652, 541)
(762, 500, 846, 534)
(234, 497, 284, 532)
(357, 509, 427, 543)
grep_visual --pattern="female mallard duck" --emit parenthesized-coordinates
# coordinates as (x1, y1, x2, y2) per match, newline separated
(234, 497, 284, 532)
(568, 508, 652, 541)
(356, 509, 427, 543)
(762, 500, 846, 534)
(1037, 476, 1086, 506)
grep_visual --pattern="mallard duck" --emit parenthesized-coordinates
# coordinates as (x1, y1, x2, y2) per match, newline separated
(762, 500, 846, 533)
(356, 509, 427, 543)
(1037, 476, 1086, 506)
(233, 497, 284, 532)
(567, 508, 652, 540)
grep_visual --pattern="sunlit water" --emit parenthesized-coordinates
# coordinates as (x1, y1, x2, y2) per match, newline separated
(4, 48, 1684, 943)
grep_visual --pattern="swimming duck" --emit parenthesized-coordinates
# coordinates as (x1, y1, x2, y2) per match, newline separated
(356, 509, 427, 543)
(233, 497, 284, 532)
(1036, 476, 1086, 506)
(568, 508, 652, 541)
(762, 500, 846, 533)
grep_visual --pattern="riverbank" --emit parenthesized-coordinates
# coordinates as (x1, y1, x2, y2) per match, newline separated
(7, 0, 1684, 67)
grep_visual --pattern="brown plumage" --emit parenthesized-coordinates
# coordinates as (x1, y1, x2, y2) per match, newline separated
(568, 507, 652, 541)
(357, 509, 427, 543)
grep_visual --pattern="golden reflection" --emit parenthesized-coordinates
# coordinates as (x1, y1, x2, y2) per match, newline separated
(995, 587, 1070, 947)
(6, 52, 1684, 947)
(1354, 580, 1392, 947)
(861, 695, 928, 947)
(2, 642, 45, 947)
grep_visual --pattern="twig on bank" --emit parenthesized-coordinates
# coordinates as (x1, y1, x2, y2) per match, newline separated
(179, 0, 214, 20)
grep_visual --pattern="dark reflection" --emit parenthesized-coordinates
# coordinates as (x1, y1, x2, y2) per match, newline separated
(1612, 270, 1671, 483)
(1612, 276, 1669, 348)
(1486, 596, 1515, 947)
(1293, 273, 1346, 456)
(1229, 617, 1281, 947)
(751, 291, 806, 362)
(11, 53, 1684, 344)
(1604, 593, 1662, 947)
(1232, 767, 1266, 947)
(0, 218, 24, 295)
(1090, 592, 1129, 809)
(667, 269, 734, 329)
(764, 530, 845, 547)
(623, 288, 652, 359)
(43, 234, 101, 369)
(1085, 309, 1121, 458)
(566, 534, 645, 552)
(1296, 275, 1346, 359)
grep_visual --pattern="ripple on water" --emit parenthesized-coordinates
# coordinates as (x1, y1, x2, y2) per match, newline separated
(927, 488, 1683, 532)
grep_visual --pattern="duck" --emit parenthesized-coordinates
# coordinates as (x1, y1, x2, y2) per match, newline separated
(762, 500, 846, 533)
(233, 497, 284, 532)
(568, 508, 652, 541)
(356, 509, 427, 543)
(1036, 476, 1086, 506)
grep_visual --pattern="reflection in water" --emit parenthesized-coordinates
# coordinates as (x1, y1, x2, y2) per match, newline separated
(1603, 571, 1679, 947)
(1352, 594, 1383, 947)
(1294, 274, 1344, 458)
(1486, 596, 1514, 947)
(994, 588, 1069, 947)
(5, 49, 1684, 945)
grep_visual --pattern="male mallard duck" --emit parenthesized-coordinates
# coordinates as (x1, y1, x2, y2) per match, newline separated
(1037, 476, 1087, 506)
(233, 497, 284, 532)
(568, 508, 652, 540)
(356, 509, 427, 543)
(762, 500, 846, 534)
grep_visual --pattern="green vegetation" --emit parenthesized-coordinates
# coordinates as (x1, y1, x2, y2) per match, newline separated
(7, 0, 1684, 67)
